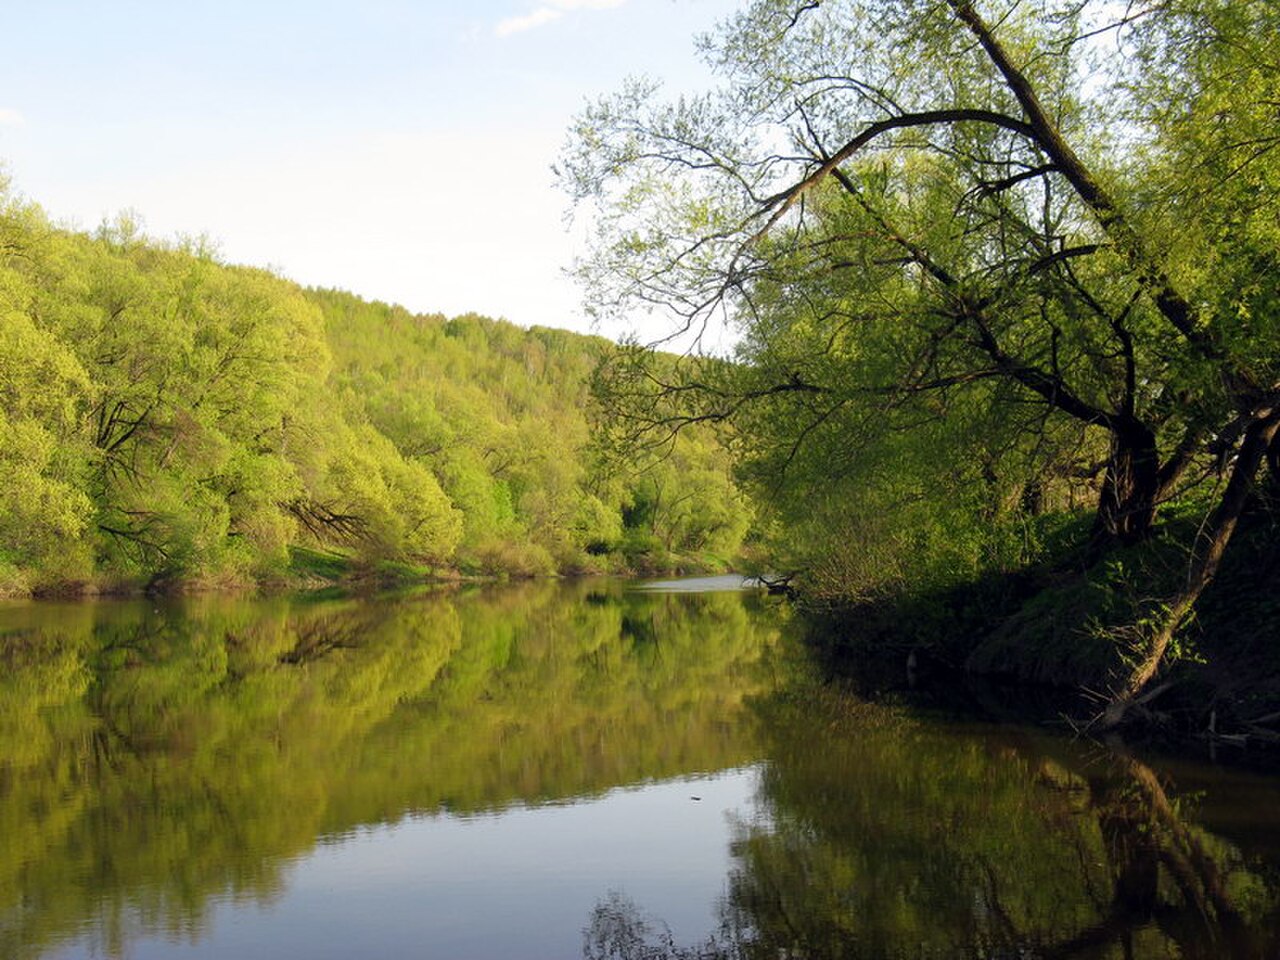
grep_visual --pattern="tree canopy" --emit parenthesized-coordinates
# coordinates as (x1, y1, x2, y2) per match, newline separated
(562, 0, 1280, 716)
(0, 182, 754, 593)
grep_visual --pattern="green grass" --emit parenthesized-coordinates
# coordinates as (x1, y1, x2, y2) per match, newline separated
(288, 546, 355, 582)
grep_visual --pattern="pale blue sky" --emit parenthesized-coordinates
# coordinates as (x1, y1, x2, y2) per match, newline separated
(0, 0, 742, 335)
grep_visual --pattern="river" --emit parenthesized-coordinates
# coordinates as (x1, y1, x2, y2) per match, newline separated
(1, 578, 1278, 958)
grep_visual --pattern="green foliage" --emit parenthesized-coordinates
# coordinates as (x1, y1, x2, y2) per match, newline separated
(306, 289, 753, 577)
(0, 185, 755, 591)
(564, 0, 1280, 691)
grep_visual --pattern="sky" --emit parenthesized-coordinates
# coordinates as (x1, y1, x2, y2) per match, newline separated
(0, 0, 743, 338)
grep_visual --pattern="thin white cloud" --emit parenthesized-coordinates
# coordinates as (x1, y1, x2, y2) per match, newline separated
(551, 0, 627, 9)
(496, 7, 563, 36)
(0, 108, 26, 127)
(495, 0, 627, 37)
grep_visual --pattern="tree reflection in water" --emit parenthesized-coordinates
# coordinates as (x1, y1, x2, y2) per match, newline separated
(0, 583, 783, 960)
(3, 587, 1278, 960)
(584, 687, 1280, 960)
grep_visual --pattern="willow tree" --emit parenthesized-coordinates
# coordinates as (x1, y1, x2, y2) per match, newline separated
(561, 0, 1280, 717)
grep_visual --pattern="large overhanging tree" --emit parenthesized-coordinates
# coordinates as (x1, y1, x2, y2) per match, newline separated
(560, 0, 1280, 721)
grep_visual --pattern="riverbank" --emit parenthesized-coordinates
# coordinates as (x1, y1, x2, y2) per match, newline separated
(1, 544, 744, 601)
(801, 507, 1280, 745)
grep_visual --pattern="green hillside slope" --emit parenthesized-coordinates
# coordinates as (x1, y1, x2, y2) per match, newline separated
(0, 188, 751, 595)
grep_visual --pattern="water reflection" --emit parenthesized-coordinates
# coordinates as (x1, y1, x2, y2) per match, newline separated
(0, 583, 782, 959)
(590, 685, 1280, 959)
(3, 585, 1280, 960)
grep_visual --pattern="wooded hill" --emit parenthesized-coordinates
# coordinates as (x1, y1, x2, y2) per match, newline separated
(0, 187, 752, 595)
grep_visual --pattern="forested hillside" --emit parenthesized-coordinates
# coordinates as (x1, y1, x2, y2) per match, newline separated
(0, 184, 751, 596)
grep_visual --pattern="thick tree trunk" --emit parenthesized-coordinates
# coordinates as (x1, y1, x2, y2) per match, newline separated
(1102, 406, 1280, 728)
(1092, 421, 1160, 546)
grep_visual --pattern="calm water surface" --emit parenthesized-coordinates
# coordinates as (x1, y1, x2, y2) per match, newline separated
(2, 579, 1279, 959)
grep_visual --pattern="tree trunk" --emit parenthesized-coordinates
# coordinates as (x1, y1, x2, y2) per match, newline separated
(1102, 406, 1280, 728)
(1092, 421, 1160, 546)
(1267, 429, 1280, 498)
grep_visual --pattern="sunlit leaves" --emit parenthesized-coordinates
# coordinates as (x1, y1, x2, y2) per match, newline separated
(565, 0, 1280, 604)
(0, 178, 754, 587)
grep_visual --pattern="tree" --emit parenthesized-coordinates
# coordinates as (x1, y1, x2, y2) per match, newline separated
(0, 191, 95, 584)
(561, 0, 1280, 718)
